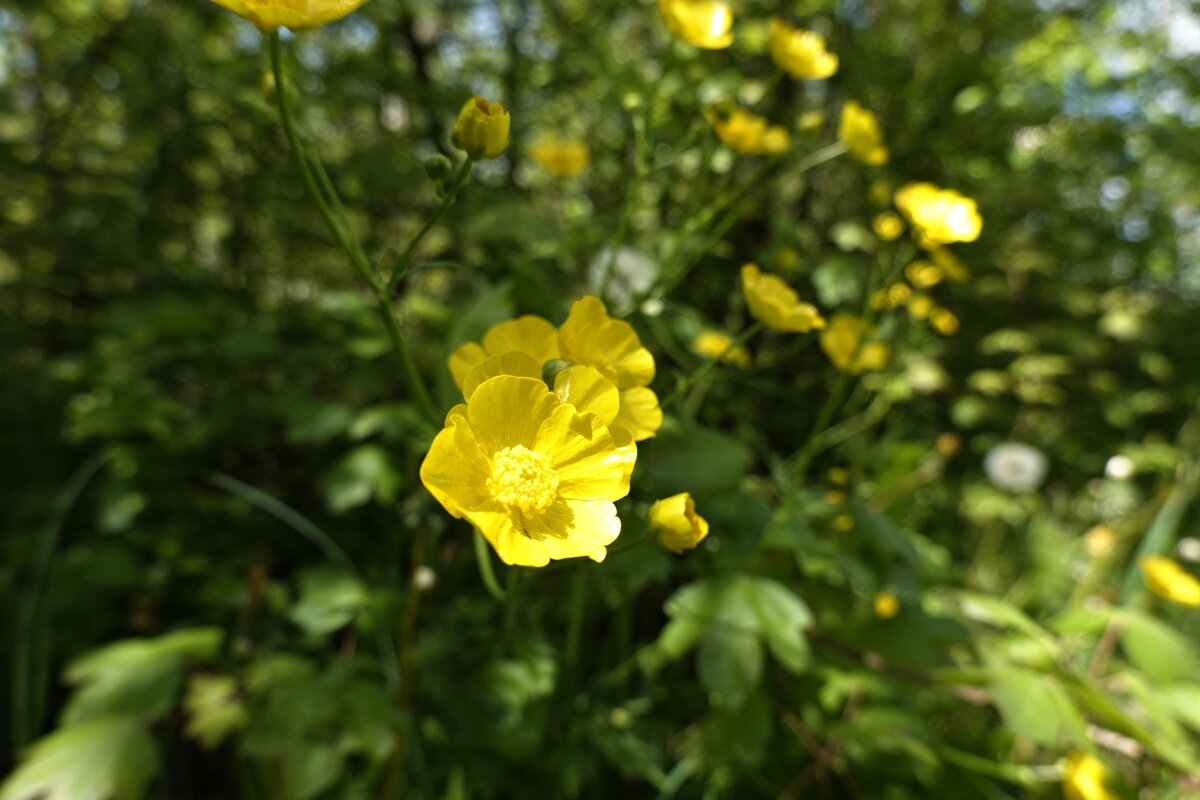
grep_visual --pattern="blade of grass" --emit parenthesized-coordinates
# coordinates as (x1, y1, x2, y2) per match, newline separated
(12, 450, 109, 756)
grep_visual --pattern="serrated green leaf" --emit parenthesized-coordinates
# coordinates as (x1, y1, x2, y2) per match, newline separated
(742, 577, 812, 673)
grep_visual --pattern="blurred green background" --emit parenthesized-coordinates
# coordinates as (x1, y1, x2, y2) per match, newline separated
(2, 0, 1200, 797)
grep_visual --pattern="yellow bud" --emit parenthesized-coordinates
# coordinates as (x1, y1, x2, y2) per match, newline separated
(649, 493, 710, 553)
(827, 467, 850, 485)
(873, 211, 904, 241)
(930, 307, 959, 335)
(887, 283, 913, 307)
(833, 513, 854, 532)
(873, 591, 900, 620)
(905, 260, 943, 288)
(907, 293, 934, 319)
(451, 96, 510, 161)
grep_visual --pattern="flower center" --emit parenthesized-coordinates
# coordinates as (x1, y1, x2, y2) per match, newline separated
(488, 445, 559, 513)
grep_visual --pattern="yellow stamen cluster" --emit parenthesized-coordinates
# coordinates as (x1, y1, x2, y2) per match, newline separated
(488, 445, 559, 514)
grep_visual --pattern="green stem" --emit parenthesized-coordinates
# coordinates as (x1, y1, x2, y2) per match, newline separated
(791, 369, 855, 482)
(387, 159, 473, 294)
(938, 747, 1059, 786)
(12, 451, 109, 756)
(600, 89, 657, 299)
(661, 323, 764, 411)
(473, 530, 506, 601)
(269, 33, 438, 427)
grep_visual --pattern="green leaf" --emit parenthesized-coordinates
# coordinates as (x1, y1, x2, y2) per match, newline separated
(282, 743, 343, 800)
(318, 445, 401, 514)
(1116, 608, 1200, 684)
(742, 577, 812, 673)
(697, 628, 762, 708)
(288, 569, 368, 636)
(640, 424, 752, 494)
(988, 666, 1085, 746)
(1160, 683, 1200, 734)
(184, 674, 248, 750)
(61, 628, 223, 725)
(653, 579, 728, 662)
(0, 717, 160, 800)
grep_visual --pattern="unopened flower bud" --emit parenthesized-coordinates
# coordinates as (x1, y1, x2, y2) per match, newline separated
(451, 96, 510, 161)
(424, 154, 453, 184)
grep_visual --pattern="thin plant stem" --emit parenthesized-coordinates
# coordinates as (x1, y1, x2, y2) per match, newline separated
(12, 450, 108, 755)
(661, 323, 764, 411)
(269, 33, 438, 427)
(473, 530, 506, 601)
(387, 159, 473, 294)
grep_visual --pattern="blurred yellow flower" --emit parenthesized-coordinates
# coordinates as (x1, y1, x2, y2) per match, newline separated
(559, 296, 663, 441)
(873, 591, 900, 620)
(928, 245, 970, 281)
(905, 259, 943, 288)
(649, 492, 710, 553)
(833, 513, 854, 532)
(887, 283, 912, 307)
(839, 101, 888, 165)
(929, 307, 960, 335)
(451, 96, 510, 160)
(827, 466, 850, 485)
(1140, 555, 1200, 606)
(894, 182, 982, 245)
(907, 293, 934, 319)
(448, 315, 560, 390)
(529, 139, 589, 177)
(691, 330, 751, 368)
(873, 212, 904, 241)
(798, 110, 826, 131)
(420, 376, 635, 567)
(210, 0, 368, 31)
(1084, 525, 1115, 559)
(769, 18, 838, 80)
(820, 313, 889, 374)
(741, 263, 826, 333)
(658, 0, 733, 49)
(1062, 753, 1112, 800)
(935, 432, 961, 456)
(706, 107, 790, 156)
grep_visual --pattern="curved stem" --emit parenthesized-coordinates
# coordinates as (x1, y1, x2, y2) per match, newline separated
(473, 530, 506, 601)
(269, 33, 438, 427)
(387, 159, 473, 294)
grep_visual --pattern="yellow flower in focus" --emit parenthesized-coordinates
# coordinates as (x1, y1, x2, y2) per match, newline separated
(529, 139, 589, 177)
(691, 330, 751, 368)
(873, 212, 904, 241)
(559, 296, 663, 442)
(820, 313, 889, 374)
(210, 0, 369, 31)
(768, 18, 838, 80)
(905, 260, 943, 288)
(930, 307, 960, 335)
(706, 107, 790, 156)
(1140, 555, 1200, 607)
(420, 376, 635, 567)
(448, 315, 560, 390)
(1062, 753, 1112, 800)
(741, 263, 826, 333)
(649, 492, 710, 553)
(894, 182, 982, 245)
(873, 591, 900, 620)
(907, 293, 934, 320)
(839, 101, 889, 165)
(658, 0, 734, 49)
(451, 96, 510, 160)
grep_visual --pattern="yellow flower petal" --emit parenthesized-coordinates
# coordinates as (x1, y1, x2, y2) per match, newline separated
(558, 296, 656, 389)
(649, 492, 710, 553)
(613, 386, 664, 442)
(534, 406, 632, 502)
(554, 365, 620, 425)
(529, 140, 590, 177)
(466, 376, 560, 455)
(768, 18, 838, 80)
(1140, 555, 1200, 606)
(1063, 752, 1113, 800)
(894, 183, 982, 245)
(482, 315, 560, 364)
(839, 101, 889, 166)
(657, 0, 734, 49)
(210, 0, 369, 31)
(819, 313, 889, 374)
(462, 352, 544, 400)
(419, 413, 492, 519)
(741, 263, 826, 333)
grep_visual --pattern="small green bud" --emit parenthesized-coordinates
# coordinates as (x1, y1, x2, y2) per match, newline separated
(424, 154, 454, 184)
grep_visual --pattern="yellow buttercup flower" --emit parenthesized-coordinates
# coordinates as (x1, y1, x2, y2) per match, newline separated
(658, 0, 733, 49)
(210, 0, 369, 31)
(839, 101, 888, 165)
(420, 376, 635, 567)
(1140, 555, 1200, 606)
(873, 591, 900, 620)
(649, 493, 710, 553)
(1084, 525, 1115, 559)
(691, 330, 751, 368)
(905, 260, 943, 288)
(741, 263, 825, 333)
(448, 315, 560, 391)
(768, 18, 838, 80)
(706, 107, 790, 156)
(558, 296, 663, 442)
(1062, 753, 1112, 800)
(820, 313, 889, 374)
(873, 212, 904, 241)
(894, 183, 982, 246)
(451, 96, 510, 161)
(907, 293, 934, 320)
(529, 139, 590, 177)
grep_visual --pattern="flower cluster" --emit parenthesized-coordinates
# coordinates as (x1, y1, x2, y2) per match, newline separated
(894, 182, 983, 246)
(423, 297, 663, 566)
